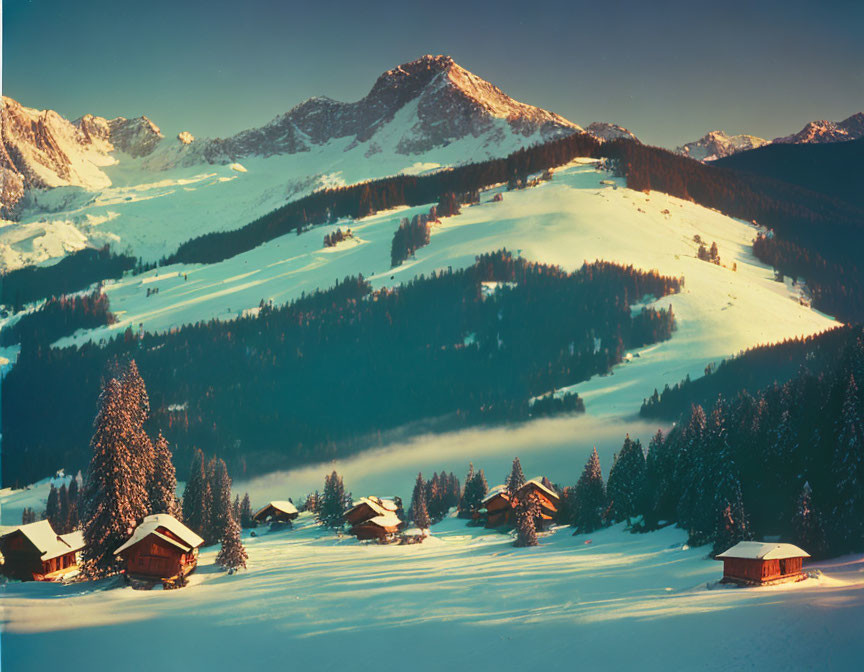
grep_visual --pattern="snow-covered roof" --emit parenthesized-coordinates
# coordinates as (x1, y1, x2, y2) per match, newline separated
(254, 500, 298, 518)
(523, 478, 560, 501)
(355, 513, 402, 529)
(0, 520, 85, 560)
(481, 485, 509, 504)
(347, 496, 398, 517)
(715, 541, 810, 560)
(114, 514, 204, 556)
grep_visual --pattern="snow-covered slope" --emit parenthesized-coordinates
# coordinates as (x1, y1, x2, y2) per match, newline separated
(0, 55, 583, 270)
(3, 512, 863, 672)
(675, 130, 769, 162)
(41, 161, 835, 447)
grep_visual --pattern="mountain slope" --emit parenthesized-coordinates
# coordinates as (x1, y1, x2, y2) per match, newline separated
(773, 112, 864, 144)
(0, 55, 585, 270)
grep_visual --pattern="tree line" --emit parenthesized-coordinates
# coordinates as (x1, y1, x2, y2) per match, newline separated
(0, 289, 115, 347)
(3, 250, 681, 487)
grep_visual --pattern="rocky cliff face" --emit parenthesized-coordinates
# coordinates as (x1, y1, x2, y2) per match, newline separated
(675, 130, 769, 162)
(773, 112, 864, 144)
(584, 122, 638, 143)
(182, 55, 581, 164)
(0, 97, 164, 218)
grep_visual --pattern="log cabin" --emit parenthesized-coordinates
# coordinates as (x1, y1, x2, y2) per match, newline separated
(344, 497, 404, 541)
(252, 500, 299, 525)
(114, 514, 204, 582)
(715, 541, 810, 585)
(0, 520, 85, 582)
(349, 513, 403, 541)
(481, 479, 561, 529)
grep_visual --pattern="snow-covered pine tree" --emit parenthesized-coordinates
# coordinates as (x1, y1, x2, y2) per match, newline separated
(182, 448, 212, 541)
(208, 457, 233, 543)
(318, 471, 347, 529)
(81, 377, 151, 576)
(149, 431, 181, 518)
(514, 490, 540, 547)
(643, 429, 673, 528)
(792, 481, 827, 557)
(22, 507, 36, 524)
(58, 483, 71, 533)
(120, 360, 155, 498)
(570, 447, 607, 534)
(606, 435, 647, 525)
(678, 403, 725, 545)
(216, 515, 248, 572)
(506, 457, 526, 498)
(411, 472, 431, 532)
(711, 482, 752, 557)
(830, 375, 864, 553)
(233, 495, 241, 523)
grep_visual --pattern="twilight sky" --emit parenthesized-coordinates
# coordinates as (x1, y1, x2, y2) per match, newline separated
(3, 0, 863, 148)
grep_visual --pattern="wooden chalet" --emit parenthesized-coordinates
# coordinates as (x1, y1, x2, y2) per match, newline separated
(0, 520, 85, 582)
(114, 514, 204, 583)
(715, 541, 810, 586)
(344, 497, 403, 541)
(481, 478, 561, 530)
(252, 500, 299, 525)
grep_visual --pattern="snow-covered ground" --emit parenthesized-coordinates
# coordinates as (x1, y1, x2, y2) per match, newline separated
(2, 513, 863, 671)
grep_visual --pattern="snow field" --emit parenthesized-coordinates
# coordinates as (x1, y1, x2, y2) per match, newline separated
(2, 513, 863, 671)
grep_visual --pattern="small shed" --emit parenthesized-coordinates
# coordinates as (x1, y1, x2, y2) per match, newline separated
(0, 520, 85, 581)
(252, 501, 299, 525)
(114, 514, 204, 581)
(715, 541, 810, 585)
(481, 485, 512, 528)
(349, 513, 403, 541)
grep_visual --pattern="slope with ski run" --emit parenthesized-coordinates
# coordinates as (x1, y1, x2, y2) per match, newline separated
(2, 513, 863, 671)
(53, 158, 837, 423)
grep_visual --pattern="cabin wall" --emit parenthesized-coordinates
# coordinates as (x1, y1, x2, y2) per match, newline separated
(125, 537, 184, 578)
(723, 557, 805, 583)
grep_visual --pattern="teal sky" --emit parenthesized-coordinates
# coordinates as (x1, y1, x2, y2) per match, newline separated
(3, 0, 863, 148)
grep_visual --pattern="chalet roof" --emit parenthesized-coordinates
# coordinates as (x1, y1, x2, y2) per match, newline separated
(481, 485, 509, 505)
(522, 478, 560, 501)
(254, 500, 298, 518)
(354, 513, 402, 529)
(0, 520, 85, 560)
(114, 514, 204, 556)
(346, 496, 398, 517)
(715, 541, 811, 561)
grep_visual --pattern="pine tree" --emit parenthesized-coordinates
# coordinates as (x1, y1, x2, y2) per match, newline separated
(208, 457, 233, 543)
(182, 449, 212, 542)
(22, 507, 36, 525)
(81, 377, 151, 576)
(570, 448, 607, 534)
(149, 432, 181, 518)
(233, 495, 241, 523)
(120, 360, 155, 503)
(792, 482, 827, 558)
(711, 480, 752, 557)
(239, 492, 254, 528)
(506, 457, 526, 498)
(411, 472, 431, 532)
(606, 435, 647, 525)
(216, 516, 248, 572)
(46, 484, 62, 533)
(514, 490, 540, 547)
(458, 463, 476, 515)
(318, 471, 347, 529)
(66, 476, 80, 531)
(58, 483, 71, 533)
(830, 375, 864, 552)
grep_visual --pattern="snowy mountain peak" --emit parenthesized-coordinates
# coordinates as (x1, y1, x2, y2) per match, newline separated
(177, 55, 581, 164)
(773, 112, 864, 144)
(675, 130, 769, 162)
(584, 122, 639, 143)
